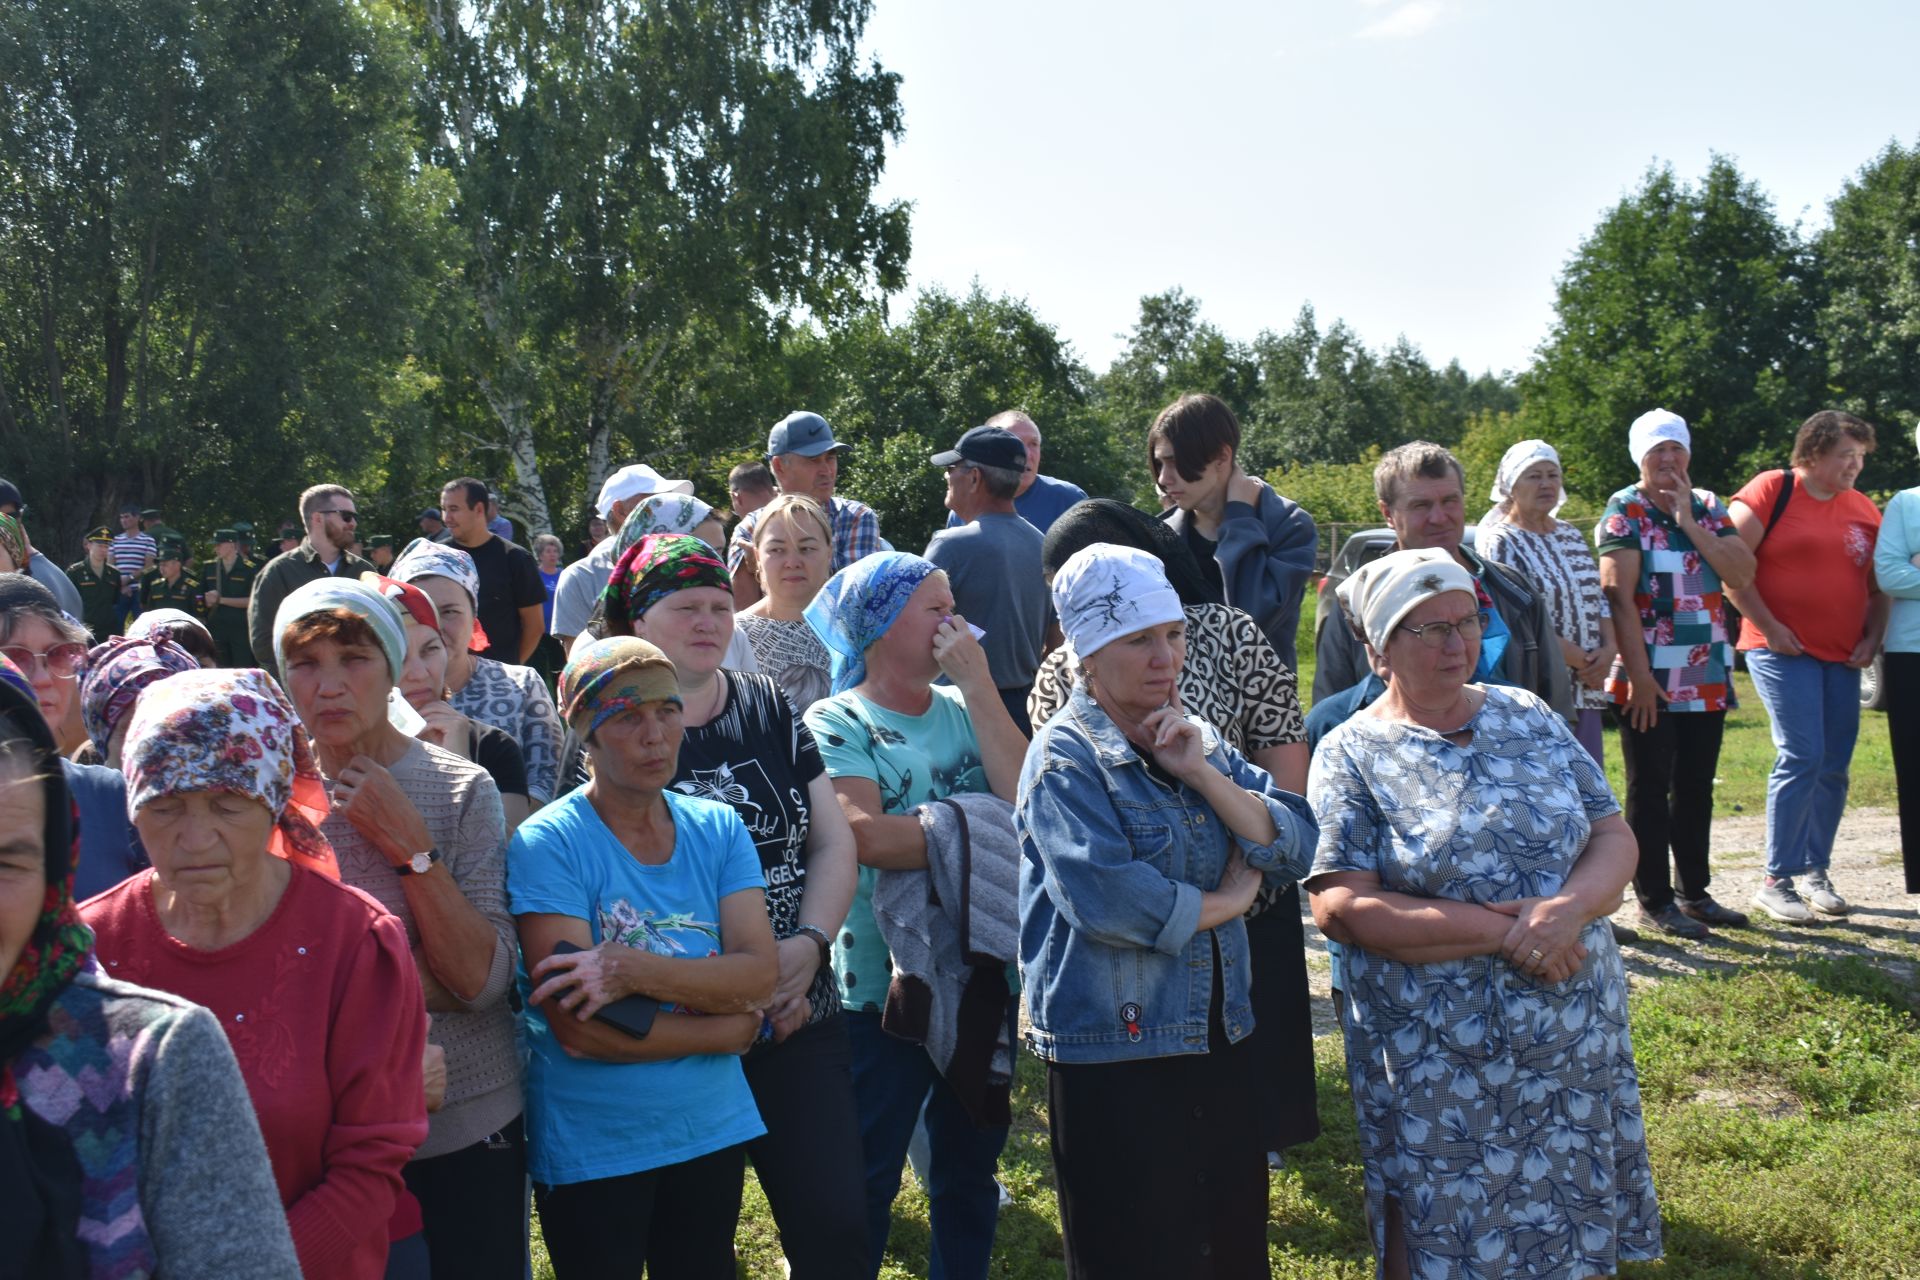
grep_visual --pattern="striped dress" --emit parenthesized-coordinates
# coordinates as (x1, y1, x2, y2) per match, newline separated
(1478, 518, 1610, 711)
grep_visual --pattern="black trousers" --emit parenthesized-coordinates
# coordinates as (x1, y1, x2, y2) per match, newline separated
(532, 1144, 746, 1280)
(1046, 1030, 1268, 1279)
(1885, 652, 1920, 893)
(1616, 707, 1726, 911)
(1245, 895, 1319, 1153)
(404, 1113, 528, 1280)
(741, 1015, 869, 1279)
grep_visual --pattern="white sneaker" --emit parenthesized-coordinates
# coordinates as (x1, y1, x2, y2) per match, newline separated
(1754, 877, 1817, 924)
(1800, 869, 1851, 917)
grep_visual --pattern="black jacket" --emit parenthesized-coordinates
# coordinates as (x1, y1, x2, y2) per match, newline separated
(247, 539, 378, 676)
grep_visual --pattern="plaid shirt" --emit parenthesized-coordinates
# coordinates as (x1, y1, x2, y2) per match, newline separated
(729, 494, 882, 578)
(1594, 484, 1740, 714)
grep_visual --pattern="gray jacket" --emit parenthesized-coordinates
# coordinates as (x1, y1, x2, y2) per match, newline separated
(1313, 544, 1575, 721)
(1162, 489, 1317, 669)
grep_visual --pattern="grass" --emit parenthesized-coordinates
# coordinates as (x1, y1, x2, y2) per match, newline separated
(531, 955, 1920, 1279)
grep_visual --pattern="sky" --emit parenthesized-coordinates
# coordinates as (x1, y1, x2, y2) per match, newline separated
(860, 0, 1920, 379)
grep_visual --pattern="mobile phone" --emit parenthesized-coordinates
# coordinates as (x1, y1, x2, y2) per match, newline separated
(548, 939, 661, 1039)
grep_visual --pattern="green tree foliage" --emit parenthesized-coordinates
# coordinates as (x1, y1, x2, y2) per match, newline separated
(1520, 157, 1820, 499)
(0, 0, 448, 556)
(409, 0, 910, 535)
(1813, 139, 1920, 491)
(1266, 448, 1384, 526)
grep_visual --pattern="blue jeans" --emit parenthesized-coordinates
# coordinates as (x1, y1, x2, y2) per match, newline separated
(845, 1009, 1009, 1280)
(1745, 649, 1861, 878)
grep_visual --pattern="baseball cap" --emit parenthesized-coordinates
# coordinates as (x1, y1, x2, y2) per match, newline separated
(766, 411, 850, 460)
(415, 508, 443, 523)
(596, 464, 695, 519)
(930, 425, 1028, 472)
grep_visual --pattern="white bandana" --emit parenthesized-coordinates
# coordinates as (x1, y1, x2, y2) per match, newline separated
(1335, 547, 1477, 652)
(1489, 439, 1566, 518)
(1628, 408, 1690, 467)
(1050, 543, 1184, 662)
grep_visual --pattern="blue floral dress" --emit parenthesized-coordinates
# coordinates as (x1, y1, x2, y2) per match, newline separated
(1307, 686, 1662, 1279)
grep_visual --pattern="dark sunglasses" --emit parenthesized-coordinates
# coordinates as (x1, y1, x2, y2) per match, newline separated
(316, 509, 360, 523)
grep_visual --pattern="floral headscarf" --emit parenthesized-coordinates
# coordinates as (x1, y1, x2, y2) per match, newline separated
(272, 577, 409, 683)
(557, 636, 682, 737)
(0, 513, 26, 572)
(0, 664, 91, 1277)
(122, 668, 338, 879)
(127, 608, 212, 642)
(615, 493, 718, 559)
(78, 635, 200, 757)
(804, 551, 939, 695)
(389, 539, 490, 652)
(603, 534, 731, 635)
(364, 573, 441, 634)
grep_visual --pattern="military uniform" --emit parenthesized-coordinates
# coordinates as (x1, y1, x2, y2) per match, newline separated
(200, 528, 259, 666)
(68, 528, 123, 639)
(140, 541, 204, 619)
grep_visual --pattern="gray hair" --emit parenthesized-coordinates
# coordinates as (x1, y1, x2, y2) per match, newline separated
(531, 533, 563, 556)
(1373, 441, 1465, 508)
(973, 462, 1023, 501)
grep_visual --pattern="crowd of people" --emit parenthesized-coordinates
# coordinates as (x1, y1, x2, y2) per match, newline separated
(1, 396, 1912, 1279)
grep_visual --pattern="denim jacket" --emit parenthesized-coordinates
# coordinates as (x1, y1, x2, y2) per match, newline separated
(1014, 685, 1317, 1064)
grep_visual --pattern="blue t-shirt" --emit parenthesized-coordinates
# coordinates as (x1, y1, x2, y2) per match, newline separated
(507, 787, 768, 1183)
(538, 567, 560, 629)
(945, 472, 1088, 535)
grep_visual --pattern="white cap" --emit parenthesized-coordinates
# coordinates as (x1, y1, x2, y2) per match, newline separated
(596, 464, 694, 518)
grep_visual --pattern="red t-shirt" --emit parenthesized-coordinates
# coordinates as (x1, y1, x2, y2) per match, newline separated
(83, 866, 428, 1280)
(1732, 469, 1882, 663)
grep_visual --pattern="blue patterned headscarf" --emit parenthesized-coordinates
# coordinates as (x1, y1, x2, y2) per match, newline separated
(803, 552, 939, 695)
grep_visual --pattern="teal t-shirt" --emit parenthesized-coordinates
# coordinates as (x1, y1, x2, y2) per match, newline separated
(803, 686, 987, 1013)
(507, 787, 768, 1184)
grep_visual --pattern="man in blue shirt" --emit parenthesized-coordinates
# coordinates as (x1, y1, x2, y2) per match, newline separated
(943, 411, 1087, 535)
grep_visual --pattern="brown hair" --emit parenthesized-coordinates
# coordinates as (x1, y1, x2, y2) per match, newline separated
(752, 494, 834, 548)
(297, 484, 352, 523)
(1146, 394, 1240, 484)
(278, 608, 384, 660)
(1791, 410, 1876, 468)
(1374, 441, 1466, 508)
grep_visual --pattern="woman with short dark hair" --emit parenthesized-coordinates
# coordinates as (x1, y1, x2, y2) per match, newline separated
(1727, 410, 1887, 922)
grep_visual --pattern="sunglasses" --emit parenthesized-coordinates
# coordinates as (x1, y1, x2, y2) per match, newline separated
(2, 642, 87, 680)
(316, 509, 360, 523)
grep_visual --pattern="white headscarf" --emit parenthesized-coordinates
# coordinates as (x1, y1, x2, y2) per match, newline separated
(1487, 439, 1566, 521)
(1050, 543, 1184, 662)
(1629, 408, 1690, 467)
(1335, 547, 1477, 652)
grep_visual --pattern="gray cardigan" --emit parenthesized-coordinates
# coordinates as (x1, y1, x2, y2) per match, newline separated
(1161, 489, 1318, 669)
(1313, 544, 1576, 722)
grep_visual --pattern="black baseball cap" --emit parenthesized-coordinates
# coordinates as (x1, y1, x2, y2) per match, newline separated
(930, 426, 1028, 472)
(416, 508, 443, 523)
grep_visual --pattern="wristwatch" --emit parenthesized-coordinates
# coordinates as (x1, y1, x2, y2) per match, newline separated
(396, 848, 442, 876)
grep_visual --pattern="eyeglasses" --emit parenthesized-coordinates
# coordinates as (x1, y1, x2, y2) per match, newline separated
(1399, 611, 1490, 648)
(2, 642, 87, 680)
(316, 510, 359, 523)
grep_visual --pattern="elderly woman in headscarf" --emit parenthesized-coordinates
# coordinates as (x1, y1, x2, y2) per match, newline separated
(1477, 439, 1615, 764)
(1, 659, 301, 1280)
(78, 635, 200, 770)
(1029, 498, 1319, 1161)
(390, 538, 563, 805)
(508, 636, 776, 1279)
(125, 607, 220, 667)
(799, 552, 1026, 1280)
(271, 576, 526, 1279)
(1595, 409, 1755, 940)
(1017, 544, 1314, 1278)
(81, 667, 428, 1280)
(376, 573, 531, 835)
(592, 533, 862, 1277)
(1307, 548, 1659, 1280)
(736, 493, 838, 712)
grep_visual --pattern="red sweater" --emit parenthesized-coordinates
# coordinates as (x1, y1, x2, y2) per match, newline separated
(84, 866, 429, 1280)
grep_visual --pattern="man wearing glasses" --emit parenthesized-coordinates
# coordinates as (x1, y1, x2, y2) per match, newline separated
(247, 483, 377, 677)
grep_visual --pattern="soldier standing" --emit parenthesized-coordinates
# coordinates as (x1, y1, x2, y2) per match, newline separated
(69, 526, 123, 639)
(200, 528, 258, 666)
(141, 539, 204, 618)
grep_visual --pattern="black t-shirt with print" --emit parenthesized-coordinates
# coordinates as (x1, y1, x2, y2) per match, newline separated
(462, 534, 546, 661)
(672, 669, 838, 1031)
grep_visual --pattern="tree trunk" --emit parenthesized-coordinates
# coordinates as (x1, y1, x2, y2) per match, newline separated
(479, 376, 553, 537)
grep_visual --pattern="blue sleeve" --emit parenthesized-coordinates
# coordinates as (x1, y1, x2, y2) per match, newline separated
(1876, 491, 1920, 599)
(506, 808, 593, 919)
(1304, 731, 1386, 883)
(1213, 495, 1317, 649)
(1211, 743, 1317, 882)
(708, 803, 768, 898)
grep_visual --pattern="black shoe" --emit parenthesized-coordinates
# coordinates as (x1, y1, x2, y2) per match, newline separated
(1608, 919, 1639, 944)
(1677, 896, 1749, 928)
(1638, 902, 1710, 939)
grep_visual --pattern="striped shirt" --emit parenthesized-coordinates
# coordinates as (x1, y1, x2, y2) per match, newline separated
(109, 532, 156, 579)
(1477, 519, 1610, 711)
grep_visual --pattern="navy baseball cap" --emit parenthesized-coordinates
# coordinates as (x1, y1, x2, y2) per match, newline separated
(930, 426, 1028, 472)
(767, 411, 850, 459)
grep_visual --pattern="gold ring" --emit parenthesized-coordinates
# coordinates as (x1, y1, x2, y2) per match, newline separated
(1527, 949, 1543, 962)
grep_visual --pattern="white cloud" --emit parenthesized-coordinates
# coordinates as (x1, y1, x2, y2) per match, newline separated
(1357, 0, 1450, 40)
